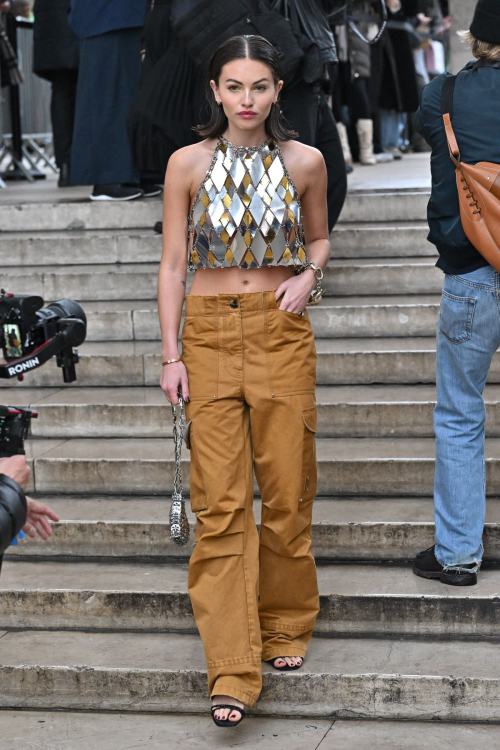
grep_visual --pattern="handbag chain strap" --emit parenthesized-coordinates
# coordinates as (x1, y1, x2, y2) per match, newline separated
(170, 395, 190, 546)
(172, 395, 186, 497)
(347, 0, 387, 45)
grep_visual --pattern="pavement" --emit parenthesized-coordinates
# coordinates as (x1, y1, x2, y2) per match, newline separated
(2, 712, 500, 749)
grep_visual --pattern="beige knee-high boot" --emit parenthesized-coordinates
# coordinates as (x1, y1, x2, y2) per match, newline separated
(356, 119, 377, 165)
(337, 122, 353, 166)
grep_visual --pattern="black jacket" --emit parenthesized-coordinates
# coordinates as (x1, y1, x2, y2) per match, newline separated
(0, 473, 27, 573)
(415, 60, 500, 274)
(287, 0, 338, 83)
(33, 0, 79, 80)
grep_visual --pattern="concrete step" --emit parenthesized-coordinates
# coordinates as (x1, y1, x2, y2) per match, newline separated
(6, 338, 500, 387)
(0, 495, 451, 561)
(338, 190, 430, 223)
(0, 198, 162, 232)
(18, 436, 500, 496)
(331, 221, 434, 258)
(80, 295, 442, 343)
(1, 258, 442, 301)
(1, 629, 499, 720)
(2, 712, 498, 750)
(313, 337, 500, 385)
(4, 554, 500, 637)
(0, 295, 443, 346)
(2, 495, 439, 561)
(1, 262, 159, 302)
(6, 495, 500, 563)
(0, 229, 162, 266)
(0, 223, 434, 267)
(326, 257, 442, 296)
(0, 190, 429, 232)
(7, 384, 500, 439)
(0, 341, 155, 387)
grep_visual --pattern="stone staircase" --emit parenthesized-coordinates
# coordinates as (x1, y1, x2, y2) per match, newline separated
(2, 187, 500, 731)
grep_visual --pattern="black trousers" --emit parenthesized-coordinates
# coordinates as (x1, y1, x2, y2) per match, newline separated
(280, 81, 347, 233)
(50, 69, 78, 168)
(70, 28, 142, 186)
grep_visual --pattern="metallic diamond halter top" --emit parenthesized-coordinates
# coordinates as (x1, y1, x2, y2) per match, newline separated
(187, 135, 308, 270)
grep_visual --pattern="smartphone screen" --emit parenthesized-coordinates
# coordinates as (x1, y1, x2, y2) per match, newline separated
(3, 324, 23, 359)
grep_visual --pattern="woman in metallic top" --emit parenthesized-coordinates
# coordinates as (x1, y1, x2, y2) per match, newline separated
(158, 34, 330, 727)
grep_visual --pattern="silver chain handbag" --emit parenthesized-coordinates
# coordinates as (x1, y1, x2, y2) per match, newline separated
(170, 395, 190, 546)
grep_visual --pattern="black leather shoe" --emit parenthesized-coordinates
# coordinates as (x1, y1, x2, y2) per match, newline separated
(413, 545, 478, 586)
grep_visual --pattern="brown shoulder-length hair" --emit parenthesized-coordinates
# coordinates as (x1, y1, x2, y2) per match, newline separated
(193, 35, 298, 141)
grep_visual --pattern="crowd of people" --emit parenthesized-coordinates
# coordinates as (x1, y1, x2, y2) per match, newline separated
(0, 0, 450, 225)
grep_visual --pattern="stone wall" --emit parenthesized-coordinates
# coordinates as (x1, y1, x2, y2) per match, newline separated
(449, 0, 475, 73)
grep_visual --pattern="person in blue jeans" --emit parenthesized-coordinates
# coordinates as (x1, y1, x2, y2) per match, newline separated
(412, 0, 500, 586)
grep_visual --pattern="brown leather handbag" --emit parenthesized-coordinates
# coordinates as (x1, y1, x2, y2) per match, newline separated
(441, 60, 500, 272)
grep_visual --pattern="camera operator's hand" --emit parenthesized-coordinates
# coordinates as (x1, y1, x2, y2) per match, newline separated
(22, 496, 59, 540)
(0, 455, 30, 490)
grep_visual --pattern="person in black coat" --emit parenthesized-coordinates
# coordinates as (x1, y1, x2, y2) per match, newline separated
(33, 0, 79, 187)
(127, 0, 206, 188)
(68, 0, 148, 200)
(280, 0, 347, 232)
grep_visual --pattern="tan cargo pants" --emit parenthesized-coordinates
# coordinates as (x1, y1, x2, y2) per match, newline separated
(181, 289, 320, 708)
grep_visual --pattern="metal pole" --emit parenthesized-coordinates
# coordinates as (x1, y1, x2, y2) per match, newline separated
(0, 15, 44, 181)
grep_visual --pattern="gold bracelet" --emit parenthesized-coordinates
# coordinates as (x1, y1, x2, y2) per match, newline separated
(162, 357, 182, 366)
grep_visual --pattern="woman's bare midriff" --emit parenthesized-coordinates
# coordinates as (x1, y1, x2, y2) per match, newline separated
(188, 266, 295, 296)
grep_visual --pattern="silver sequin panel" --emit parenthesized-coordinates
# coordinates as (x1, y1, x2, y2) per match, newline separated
(187, 137, 308, 270)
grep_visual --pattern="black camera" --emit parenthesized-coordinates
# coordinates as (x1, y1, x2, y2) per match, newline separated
(0, 405, 37, 458)
(0, 290, 87, 383)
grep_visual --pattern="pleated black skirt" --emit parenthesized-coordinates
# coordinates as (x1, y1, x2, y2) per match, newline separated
(127, 1, 206, 178)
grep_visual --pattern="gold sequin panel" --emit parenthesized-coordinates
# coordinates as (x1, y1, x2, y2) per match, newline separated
(188, 138, 307, 270)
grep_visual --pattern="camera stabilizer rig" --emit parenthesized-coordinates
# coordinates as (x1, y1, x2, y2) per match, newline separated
(0, 405, 38, 458)
(0, 290, 87, 383)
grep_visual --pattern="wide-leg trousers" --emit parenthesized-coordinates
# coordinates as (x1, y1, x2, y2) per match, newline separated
(181, 289, 320, 707)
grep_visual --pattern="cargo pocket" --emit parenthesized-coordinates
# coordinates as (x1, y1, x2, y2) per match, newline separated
(300, 406, 317, 503)
(183, 419, 208, 512)
(180, 316, 219, 400)
(439, 290, 476, 344)
(264, 309, 317, 397)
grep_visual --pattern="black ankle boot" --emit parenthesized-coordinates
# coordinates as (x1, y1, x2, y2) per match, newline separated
(58, 162, 71, 188)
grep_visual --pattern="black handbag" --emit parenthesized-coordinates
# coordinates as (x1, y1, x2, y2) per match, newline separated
(170, 0, 303, 82)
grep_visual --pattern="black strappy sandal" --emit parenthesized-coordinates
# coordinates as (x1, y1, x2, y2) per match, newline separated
(211, 704, 246, 728)
(265, 656, 304, 672)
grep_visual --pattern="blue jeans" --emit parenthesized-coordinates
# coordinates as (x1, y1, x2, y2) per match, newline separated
(434, 264, 500, 570)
